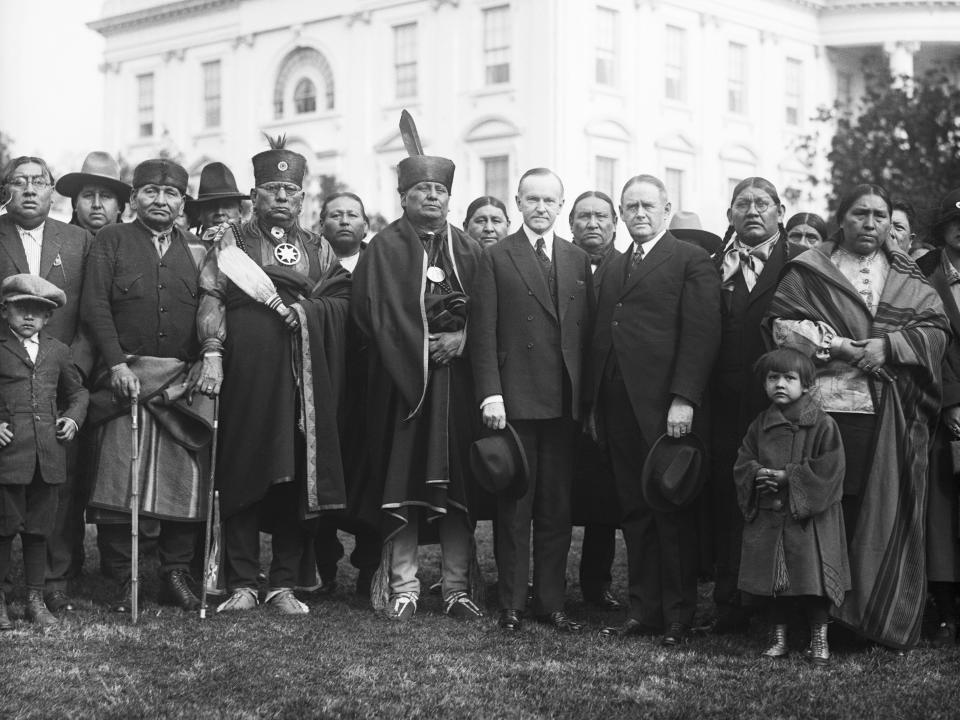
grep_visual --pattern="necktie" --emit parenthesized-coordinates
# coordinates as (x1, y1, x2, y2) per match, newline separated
(22, 337, 38, 363)
(627, 243, 644, 278)
(155, 233, 169, 258)
(535, 237, 550, 266)
(534, 237, 557, 304)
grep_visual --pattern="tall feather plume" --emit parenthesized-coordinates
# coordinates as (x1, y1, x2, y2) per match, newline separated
(262, 132, 288, 150)
(399, 109, 424, 157)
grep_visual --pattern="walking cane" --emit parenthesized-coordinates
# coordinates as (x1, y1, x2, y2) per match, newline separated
(129, 397, 140, 624)
(200, 397, 220, 619)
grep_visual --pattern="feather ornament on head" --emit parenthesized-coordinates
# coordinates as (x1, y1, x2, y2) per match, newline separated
(396, 109, 455, 193)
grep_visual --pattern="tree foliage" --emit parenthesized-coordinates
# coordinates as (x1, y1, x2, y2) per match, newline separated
(0, 131, 12, 172)
(810, 53, 960, 230)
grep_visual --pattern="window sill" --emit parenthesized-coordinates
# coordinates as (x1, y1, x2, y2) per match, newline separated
(662, 97, 691, 111)
(382, 99, 420, 113)
(472, 83, 515, 99)
(591, 84, 623, 98)
(194, 128, 222, 140)
(262, 111, 340, 128)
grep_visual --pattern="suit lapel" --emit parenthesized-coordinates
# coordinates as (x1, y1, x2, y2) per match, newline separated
(620, 233, 675, 297)
(0, 325, 33, 368)
(554, 237, 576, 321)
(747, 238, 787, 306)
(40, 222, 65, 280)
(0, 217, 30, 274)
(505, 232, 557, 320)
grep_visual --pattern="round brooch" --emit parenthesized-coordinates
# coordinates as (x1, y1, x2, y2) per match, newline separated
(270, 226, 286, 240)
(426, 266, 446, 284)
(277, 161, 289, 172)
(955, 201, 960, 210)
(274, 243, 301, 266)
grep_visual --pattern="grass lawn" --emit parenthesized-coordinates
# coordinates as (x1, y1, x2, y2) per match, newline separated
(1, 522, 958, 719)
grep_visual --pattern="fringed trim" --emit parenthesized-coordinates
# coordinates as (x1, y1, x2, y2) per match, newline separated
(773, 535, 790, 595)
(370, 539, 393, 611)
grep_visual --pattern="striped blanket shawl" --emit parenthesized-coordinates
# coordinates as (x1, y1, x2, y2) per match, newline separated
(766, 242, 949, 649)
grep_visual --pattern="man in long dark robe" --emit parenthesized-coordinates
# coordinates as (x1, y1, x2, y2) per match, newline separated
(351, 154, 483, 621)
(196, 140, 349, 615)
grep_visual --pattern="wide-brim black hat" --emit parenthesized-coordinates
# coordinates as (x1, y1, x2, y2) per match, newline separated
(55, 150, 131, 200)
(672, 228, 723, 256)
(185, 162, 247, 210)
(934, 188, 960, 231)
(640, 433, 707, 513)
(469, 423, 529, 500)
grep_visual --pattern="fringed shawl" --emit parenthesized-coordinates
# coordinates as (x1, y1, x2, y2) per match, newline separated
(765, 242, 950, 649)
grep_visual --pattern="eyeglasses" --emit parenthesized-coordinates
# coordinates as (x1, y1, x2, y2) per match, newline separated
(733, 198, 773, 213)
(259, 183, 302, 196)
(6, 176, 52, 190)
(138, 185, 183, 201)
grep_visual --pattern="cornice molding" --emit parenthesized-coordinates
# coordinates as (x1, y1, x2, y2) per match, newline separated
(89, 0, 241, 37)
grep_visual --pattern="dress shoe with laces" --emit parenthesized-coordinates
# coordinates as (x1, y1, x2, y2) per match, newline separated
(0, 591, 12, 631)
(599, 618, 661, 638)
(499, 608, 522, 632)
(26, 589, 58, 628)
(661, 622, 689, 646)
(217, 587, 259, 613)
(541, 610, 583, 634)
(44, 590, 76, 613)
(762, 624, 789, 658)
(585, 589, 624, 612)
(160, 570, 201, 611)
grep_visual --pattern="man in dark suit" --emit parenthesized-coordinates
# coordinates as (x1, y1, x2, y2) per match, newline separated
(0, 156, 94, 614)
(590, 174, 720, 646)
(471, 167, 594, 633)
(568, 190, 623, 611)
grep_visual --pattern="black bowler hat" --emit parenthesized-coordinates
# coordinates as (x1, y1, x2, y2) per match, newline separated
(640, 433, 707, 513)
(469, 423, 529, 499)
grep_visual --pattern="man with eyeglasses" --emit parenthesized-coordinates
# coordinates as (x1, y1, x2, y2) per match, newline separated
(197, 137, 349, 616)
(0, 156, 95, 615)
(470, 168, 594, 634)
(82, 158, 213, 614)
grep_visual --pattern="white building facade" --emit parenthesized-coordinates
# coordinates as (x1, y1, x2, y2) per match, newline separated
(92, 0, 960, 237)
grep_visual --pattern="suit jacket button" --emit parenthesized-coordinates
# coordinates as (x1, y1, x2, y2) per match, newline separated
(527, 343, 534, 349)
(528, 290, 533, 295)
(612, 321, 618, 327)
(616, 302, 623, 308)
(526, 315, 533, 321)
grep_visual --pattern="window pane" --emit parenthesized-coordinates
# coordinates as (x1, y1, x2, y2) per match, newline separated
(483, 155, 510, 203)
(785, 57, 802, 126)
(394, 23, 418, 98)
(596, 7, 617, 86)
(728, 42, 746, 114)
(484, 6, 511, 85)
(294, 77, 317, 114)
(596, 156, 617, 200)
(665, 167, 684, 211)
(665, 26, 686, 101)
(137, 72, 154, 138)
(202, 60, 221, 128)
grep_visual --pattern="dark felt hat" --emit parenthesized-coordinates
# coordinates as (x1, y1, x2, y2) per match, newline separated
(640, 433, 707, 513)
(55, 151, 131, 199)
(185, 162, 246, 208)
(934, 188, 960, 230)
(132, 158, 189, 194)
(397, 156, 455, 194)
(1, 273, 66, 308)
(469, 423, 529, 499)
(672, 228, 723, 256)
(252, 149, 307, 187)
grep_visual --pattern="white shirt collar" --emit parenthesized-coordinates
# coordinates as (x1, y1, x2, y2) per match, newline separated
(635, 227, 668, 255)
(522, 223, 556, 259)
(16, 222, 45, 241)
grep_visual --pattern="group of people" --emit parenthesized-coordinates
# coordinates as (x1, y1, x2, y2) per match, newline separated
(0, 136, 958, 667)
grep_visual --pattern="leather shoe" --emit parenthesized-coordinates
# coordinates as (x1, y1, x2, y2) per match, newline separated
(585, 589, 624, 612)
(160, 569, 201, 611)
(661, 622, 689, 647)
(26, 589, 58, 628)
(499, 608, 522, 632)
(111, 577, 138, 613)
(44, 590, 76, 613)
(599, 618, 661, 638)
(541, 610, 582, 634)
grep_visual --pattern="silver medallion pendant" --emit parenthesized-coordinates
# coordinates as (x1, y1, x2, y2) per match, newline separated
(270, 226, 286, 240)
(426, 266, 446, 284)
(274, 242, 301, 266)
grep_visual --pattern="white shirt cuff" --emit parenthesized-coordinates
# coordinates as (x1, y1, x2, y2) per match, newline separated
(480, 395, 503, 410)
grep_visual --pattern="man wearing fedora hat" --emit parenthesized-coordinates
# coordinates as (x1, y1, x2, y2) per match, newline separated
(82, 158, 212, 613)
(185, 161, 246, 237)
(589, 174, 720, 646)
(0, 155, 96, 614)
(56, 151, 131, 235)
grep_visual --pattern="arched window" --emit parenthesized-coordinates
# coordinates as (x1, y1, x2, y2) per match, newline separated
(273, 47, 335, 119)
(294, 78, 317, 114)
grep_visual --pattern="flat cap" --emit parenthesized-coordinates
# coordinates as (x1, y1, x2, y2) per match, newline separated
(1, 273, 67, 308)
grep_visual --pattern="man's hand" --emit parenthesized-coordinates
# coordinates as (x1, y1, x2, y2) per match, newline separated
(482, 401, 507, 431)
(584, 409, 599, 444)
(666, 397, 694, 439)
(850, 338, 893, 380)
(278, 303, 300, 331)
(0, 422, 12, 447)
(429, 330, 464, 365)
(944, 405, 960, 437)
(190, 355, 223, 399)
(56, 417, 78, 442)
(110, 362, 140, 403)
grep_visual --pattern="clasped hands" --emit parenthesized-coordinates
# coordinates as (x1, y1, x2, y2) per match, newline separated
(833, 337, 893, 382)
(429, 330, 464, 367)
(754, 467, 787, 495)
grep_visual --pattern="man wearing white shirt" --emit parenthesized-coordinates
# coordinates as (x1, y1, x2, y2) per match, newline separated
(470, 168, 594, 634)
(0, 156, 94, 614)
(588, 174, 721, 646)
(321, 193, 368, 273)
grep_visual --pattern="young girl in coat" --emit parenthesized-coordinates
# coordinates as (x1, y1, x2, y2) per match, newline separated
(734, 348, 850, 665)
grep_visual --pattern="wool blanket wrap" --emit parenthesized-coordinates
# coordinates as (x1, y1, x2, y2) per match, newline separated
(766, 242, 949, 649)
(87, 356, 214, 521)
(350, 217, 482, 541)
(215, 264, 350, 522)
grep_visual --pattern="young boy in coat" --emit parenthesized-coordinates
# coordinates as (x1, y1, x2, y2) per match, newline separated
(734, 348, 850, 665)
(0, 274, 88, 630)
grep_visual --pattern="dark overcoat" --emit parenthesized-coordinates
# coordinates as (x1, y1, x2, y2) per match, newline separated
(0, 324, 88, 485)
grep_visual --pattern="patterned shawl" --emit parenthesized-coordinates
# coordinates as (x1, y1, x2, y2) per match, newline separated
(766, 241, 950, 649)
